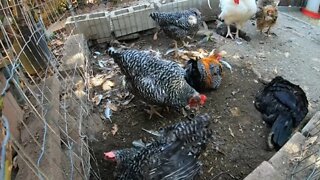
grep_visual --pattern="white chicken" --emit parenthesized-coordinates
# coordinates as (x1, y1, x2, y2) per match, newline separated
(212, 0, 257, 39)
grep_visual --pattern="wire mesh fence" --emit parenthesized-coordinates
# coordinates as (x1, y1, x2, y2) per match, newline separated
(290, 115, 320, 180)
(0, 0, 102, 179)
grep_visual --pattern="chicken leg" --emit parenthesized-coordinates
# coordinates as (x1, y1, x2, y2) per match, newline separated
(266, 27, 271, 36)
(235, 28, 240, 39)
(144, 105, 164, 119)
(226, 25, 234, 39)
(173, 40, 179, 58)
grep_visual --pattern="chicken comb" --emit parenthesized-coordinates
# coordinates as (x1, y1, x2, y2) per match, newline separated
(234, 0, 240, 4)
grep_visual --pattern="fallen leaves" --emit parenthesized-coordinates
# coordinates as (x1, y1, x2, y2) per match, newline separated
(91, 74, 107, 87)
(102, 80, 115, 91)
(92, 94, 103, 105)
(108, 102, 118, 111)
(111, 124, 118, 136)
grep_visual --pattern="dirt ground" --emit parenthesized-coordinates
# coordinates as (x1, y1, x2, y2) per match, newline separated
(80, 2, 320, 179)
(88, 29, 276, 179)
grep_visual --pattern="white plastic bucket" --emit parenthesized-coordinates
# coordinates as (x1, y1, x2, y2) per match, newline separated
(306, 0, 320, 13)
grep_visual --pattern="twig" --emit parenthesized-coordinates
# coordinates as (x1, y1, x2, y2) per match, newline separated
(36, 109, 48, 180)
(228, 126, 235, 138)
(211, 171, 236, 180)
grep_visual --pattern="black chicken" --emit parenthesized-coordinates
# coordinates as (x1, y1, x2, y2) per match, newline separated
(254, 76, 308, 149)
(150, 8, 202, 57)
(104, 114, 213, 179)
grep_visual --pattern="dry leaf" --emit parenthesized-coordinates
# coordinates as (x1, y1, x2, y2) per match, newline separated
(180, 55, 190, 61)
(74, 90, 86, 98)
(105, 80, 115, 87)
(102, 84, 112, 91)
(102, 80, 115, 91)
(108, 103, 118, 111)
(111, 124, 118, 136)
(92, 94, 103, 105)
(198, 48, 207, 54)
(91, 75, 106, 87)
(230, 107, 240, 117)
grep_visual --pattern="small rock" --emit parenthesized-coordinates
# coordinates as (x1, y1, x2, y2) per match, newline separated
(231, 89, 240, 96)
(254, 79, 259, 83)
(257, 52, 266, 58)
(284, 52, 290, 58)
(233, 55, 240, 59)
(230, 107, 240, 117)
(259, 41, 264, 44)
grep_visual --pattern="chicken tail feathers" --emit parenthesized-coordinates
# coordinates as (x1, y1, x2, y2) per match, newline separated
(268, 112, 294, 149)
(150, 12, 160, 21)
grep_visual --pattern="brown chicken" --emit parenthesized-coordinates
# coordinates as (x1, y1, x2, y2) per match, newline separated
(256, 0, 279, 35)
(185, 50, 231, 91)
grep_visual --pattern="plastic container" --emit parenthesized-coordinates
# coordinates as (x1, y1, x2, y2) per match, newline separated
(301, 0, 320, 19)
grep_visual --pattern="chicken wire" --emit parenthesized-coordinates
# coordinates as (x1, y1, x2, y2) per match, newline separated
(290, 125, 320, 180)
(0, 0, 101, 179)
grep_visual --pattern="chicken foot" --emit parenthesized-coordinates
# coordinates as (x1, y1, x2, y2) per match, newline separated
(235, 28, 240, 39)
(182, 40, 195, 49)
(225, 25, 234, 39)
(144, 105, 164, 119)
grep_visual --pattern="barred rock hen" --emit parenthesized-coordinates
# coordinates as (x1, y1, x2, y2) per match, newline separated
(215, 0, 257, 39)
(256, 0, 279, 35)
(185, 50, 231, 91)
(104, 114, 213, 180)
(107, 47, 207, 119)
(150, 8, 202, 56)
(255, 76, 308, 149)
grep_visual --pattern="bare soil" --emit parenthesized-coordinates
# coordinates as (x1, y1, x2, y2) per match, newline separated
(88, 30, 276, 180)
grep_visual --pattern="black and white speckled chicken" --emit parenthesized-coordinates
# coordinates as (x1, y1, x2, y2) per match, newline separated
(150, 8, 202, 57)
(255, 76, 308, 149)
(107, 47, 207, 119)
(104, 114, 213, 180)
